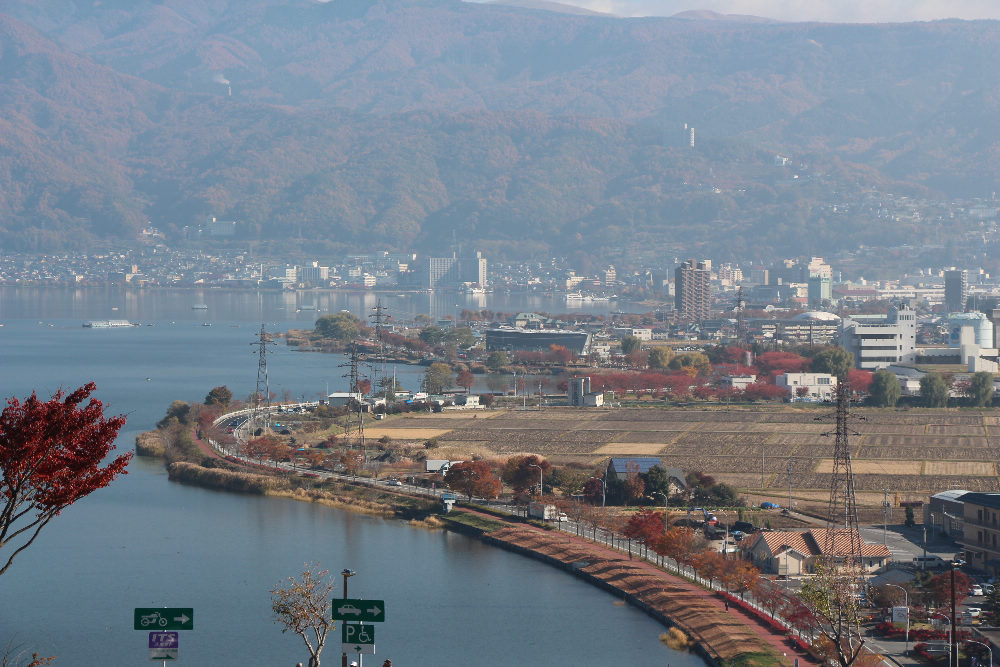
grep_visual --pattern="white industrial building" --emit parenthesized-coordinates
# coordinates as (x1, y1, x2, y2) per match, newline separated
(839, 306, 917, 370)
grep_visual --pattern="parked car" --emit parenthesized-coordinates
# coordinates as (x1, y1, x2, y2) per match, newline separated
(967, 607, 982, 618)
(971, 585, 984, 596)
(760, 502, 781, 510)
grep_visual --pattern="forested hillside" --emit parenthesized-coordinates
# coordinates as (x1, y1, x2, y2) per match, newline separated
(3, 0, 999, 256)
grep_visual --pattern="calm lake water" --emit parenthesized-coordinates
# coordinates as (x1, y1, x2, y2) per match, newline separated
(0, 287, 703, 666)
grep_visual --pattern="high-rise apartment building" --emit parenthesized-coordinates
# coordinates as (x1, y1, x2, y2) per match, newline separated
(944, 269, 968, 313)
(425, 251, 487, 288)
(674, 259, 711, 321)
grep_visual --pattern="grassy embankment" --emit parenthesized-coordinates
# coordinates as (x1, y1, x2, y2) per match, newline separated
(135, 418, 438, 520)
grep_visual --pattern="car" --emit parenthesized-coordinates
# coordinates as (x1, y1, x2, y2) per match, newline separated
(986, 584, 996, 595)
(336, 604, 362, 616)
(967, 607, 982, 618)
(760, 502, 781, 510)
(386, 479, 402, 487)
(971, 585, 984, 596)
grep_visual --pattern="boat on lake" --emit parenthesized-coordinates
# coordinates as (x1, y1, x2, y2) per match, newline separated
(83, 320, 136, 328)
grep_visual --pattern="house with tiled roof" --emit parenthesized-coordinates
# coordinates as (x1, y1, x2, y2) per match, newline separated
(743, 529, 891, 576)
(605, 458, 687, 496)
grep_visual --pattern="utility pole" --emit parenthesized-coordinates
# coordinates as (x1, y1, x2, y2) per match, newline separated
(787, 459, 793, 511)
(883, 488, 890, 545)
(761, 447, 765, 491)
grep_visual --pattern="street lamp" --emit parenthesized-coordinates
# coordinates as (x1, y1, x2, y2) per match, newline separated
(528, 463, 543, 497)
(931, 612, 952, 667)
(966, 639, 993, 667)
(650, 491, 668, 534)
(588, 475, 606, 508)
(883, 583, 909, 655)
(951, 559, 963, 667)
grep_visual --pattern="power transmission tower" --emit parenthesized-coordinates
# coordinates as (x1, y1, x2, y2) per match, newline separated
(822, 382, 864, 562)
(339, 343, 367, 458)
(369, 299, 390, 400)
(249, 323, 277, 442)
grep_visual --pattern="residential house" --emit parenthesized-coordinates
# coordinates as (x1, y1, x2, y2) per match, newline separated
(742, 529, 891, 576)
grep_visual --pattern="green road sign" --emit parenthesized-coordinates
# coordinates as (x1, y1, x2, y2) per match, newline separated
(332, 599, 385, 623)
(342, 623, 375, 654)
(134, 608, 194, 631)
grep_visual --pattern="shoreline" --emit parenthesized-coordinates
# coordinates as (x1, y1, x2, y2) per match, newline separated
(139, 426, 799, 666)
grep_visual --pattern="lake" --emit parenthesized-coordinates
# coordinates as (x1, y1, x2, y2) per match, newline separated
(0, 288, 702, 666)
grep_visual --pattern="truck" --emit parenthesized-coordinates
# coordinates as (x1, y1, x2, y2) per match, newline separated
(529, 502, 567, 522)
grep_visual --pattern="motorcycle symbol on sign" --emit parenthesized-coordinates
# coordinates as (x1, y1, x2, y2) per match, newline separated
(140, 612, 168, 628)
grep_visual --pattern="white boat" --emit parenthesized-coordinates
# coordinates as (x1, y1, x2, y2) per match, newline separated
(192, 304, 208, 310)
(83, 320, 136, 328)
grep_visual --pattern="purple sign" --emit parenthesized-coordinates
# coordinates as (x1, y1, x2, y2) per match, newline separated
(148, 632, 178, 649)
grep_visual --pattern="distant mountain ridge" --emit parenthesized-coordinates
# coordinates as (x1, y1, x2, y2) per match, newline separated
(2, 0, 999, 257)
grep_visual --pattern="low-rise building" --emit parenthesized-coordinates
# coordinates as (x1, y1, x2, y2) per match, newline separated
(776, 373, 837, 401)
(957, 492, 1000, 575)
(742, 529, 891, 576)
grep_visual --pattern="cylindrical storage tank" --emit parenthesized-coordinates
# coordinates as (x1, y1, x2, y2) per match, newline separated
(947, 313, 994, 348)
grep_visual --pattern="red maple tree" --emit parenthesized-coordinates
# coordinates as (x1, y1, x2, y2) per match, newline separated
(0, 382, 130, 576)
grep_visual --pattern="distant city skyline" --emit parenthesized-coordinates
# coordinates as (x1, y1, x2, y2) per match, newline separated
(480, 0, 1000, 22)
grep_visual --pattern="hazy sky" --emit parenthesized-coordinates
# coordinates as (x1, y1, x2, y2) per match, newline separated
(533, 1, 1000, 22)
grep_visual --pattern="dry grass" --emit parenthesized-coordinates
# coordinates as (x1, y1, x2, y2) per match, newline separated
(363, 427, 453, 440)
(924, 461, 997, 476)
(593, 442, 669, 455)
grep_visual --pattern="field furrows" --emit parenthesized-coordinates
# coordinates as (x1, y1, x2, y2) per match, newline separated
(610, 431, 686, 444)
(862, 434, 988, 447)
(925, 424, 987, 435)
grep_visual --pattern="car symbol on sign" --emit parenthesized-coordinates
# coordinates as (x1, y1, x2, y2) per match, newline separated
(337, 604, 362, 616)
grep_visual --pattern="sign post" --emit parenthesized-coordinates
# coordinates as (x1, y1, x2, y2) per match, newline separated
(134, 608, 194, 631)
(342, 623, 376, 655)
(148, 631, 179, 661)
(332, 599, 385, 624)
(135, 607, 192, 665)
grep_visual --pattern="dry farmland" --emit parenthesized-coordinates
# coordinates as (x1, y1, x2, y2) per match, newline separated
(374, 406, 1000, 506)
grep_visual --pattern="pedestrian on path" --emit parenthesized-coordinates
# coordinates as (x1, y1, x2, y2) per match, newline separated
(725, 599, 729, 612)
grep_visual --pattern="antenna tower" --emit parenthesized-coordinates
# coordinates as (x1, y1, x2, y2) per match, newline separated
(250, 323, 277, 440)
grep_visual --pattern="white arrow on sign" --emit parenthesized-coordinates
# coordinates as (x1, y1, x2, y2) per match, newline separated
(366, 606, 382, 618)
(173, 614, 190, 625)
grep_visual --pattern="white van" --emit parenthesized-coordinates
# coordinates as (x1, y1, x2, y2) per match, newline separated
(913, 555, 946, 568)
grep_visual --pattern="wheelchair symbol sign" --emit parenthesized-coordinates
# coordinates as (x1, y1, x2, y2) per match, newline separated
(342, 623, 375, 654)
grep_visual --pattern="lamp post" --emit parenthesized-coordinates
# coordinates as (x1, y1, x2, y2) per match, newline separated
(931, 612, 952, 667)
(528, 463, 543, 497)
(884, 583, 910, 655)
(341, 569, 357, 667)
(966, 639, 993, 667)
(588, 475, 606, 508)
(650, 491, 668, 534)
(951, 560, 962, 667)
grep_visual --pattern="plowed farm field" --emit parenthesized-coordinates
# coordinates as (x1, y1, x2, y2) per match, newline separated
(379, 407, 1000, 501)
